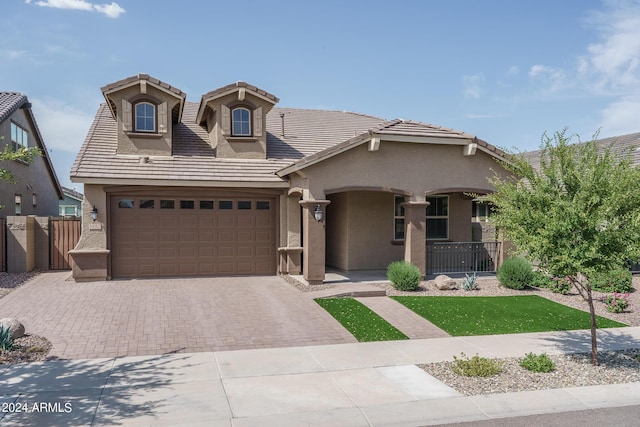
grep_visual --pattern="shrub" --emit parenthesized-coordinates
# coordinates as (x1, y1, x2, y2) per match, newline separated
(0, 326, 14, 352)
(461, 272, 478, 291)
(590, 269, 633, 293)
(602, 293, 630, 313)
(497, 257, 534, 290)
(387, 261, 422, 291)
(519, 352, 556, 373)
(548, 276, 573, 295)
(452, 352, 502, 377)
(531, 270, 553, 288)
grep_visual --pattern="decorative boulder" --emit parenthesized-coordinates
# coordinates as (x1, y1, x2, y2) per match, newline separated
(434, 275, 457, 290)
(0, 318, 25, 339)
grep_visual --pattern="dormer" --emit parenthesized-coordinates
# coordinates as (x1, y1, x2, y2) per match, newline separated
(196, 82, 278, 159)
(101, 74, 186, 156)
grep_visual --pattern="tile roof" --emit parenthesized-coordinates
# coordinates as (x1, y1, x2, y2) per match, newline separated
(200, 81, 279, 104)
(525, 132, 640, 170)
(72, 98, 506, 185)
(0, 92, 28, 123)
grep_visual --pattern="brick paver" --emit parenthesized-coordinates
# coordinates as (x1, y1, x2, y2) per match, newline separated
(0, 272, 356, 359)
(356, 297, 450, 339)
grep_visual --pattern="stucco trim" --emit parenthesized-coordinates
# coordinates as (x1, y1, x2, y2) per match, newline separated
(325, 186, 413, 196)
(424, 187, 495, 196)
(71, 178, 290, 188)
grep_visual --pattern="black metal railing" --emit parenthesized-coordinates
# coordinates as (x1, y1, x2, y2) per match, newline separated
(426, 241, 501, 274)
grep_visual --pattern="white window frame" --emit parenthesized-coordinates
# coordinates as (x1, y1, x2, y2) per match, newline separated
(134, 102, 156, 132)
(426, 195, 449, 240)
(231, 107, 251, 136)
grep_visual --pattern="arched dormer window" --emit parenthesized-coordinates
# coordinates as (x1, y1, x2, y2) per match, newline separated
(135, 102, 156, 132)
(231, 107, 251, 136)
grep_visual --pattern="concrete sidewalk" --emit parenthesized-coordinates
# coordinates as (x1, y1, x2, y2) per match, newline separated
(1, 327, 640, 426)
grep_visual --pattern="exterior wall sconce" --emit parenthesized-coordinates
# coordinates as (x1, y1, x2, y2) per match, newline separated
(313, 204, 323, 222)
(91, 206, 98, 222)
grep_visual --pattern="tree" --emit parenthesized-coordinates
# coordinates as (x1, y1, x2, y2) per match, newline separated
(0, 138, 42, 208)
(487, 129, 640, 365)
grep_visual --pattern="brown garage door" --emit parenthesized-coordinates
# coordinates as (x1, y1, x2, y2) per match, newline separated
(110, 195, 276, 278)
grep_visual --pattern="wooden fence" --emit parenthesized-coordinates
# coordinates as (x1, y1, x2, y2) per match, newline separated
(49, 217, 81, 270)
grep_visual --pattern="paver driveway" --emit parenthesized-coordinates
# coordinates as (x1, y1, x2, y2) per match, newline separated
(0, 272, 356, 359)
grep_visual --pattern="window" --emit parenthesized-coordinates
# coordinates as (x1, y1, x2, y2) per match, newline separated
(180, 200, 195, 209)
(426, 196, 448, 239)
(10, 122, 28, 150)
(256, 201, 270, 210)
(134, 102, 156, 132)
(394, 196, 405, 240)
(160, 200, 175, 209)
(200, 200, 214, 209)
(238, 201, 252, 210)
(393, 194, 449, 240)
(60, 205, 78, 216)
(231, 107, 251, 136)
(219, 201, 233, 209)
(472, 200, 492, 221)
(118, 199, 134, 208)
(140, 200, 155, 209)
(15, 194, 21, 215)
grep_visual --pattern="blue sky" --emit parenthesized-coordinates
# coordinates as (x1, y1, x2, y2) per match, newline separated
(2, 0, 640, 191)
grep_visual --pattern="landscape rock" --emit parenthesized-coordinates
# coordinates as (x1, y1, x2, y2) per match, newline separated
(434, 275, 457, 290)
(0, 318, 25, 339)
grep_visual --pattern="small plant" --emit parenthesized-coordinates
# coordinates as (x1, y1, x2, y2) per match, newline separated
(591, 269, 633, 293)
(548, 275, 573, 295)
(0, 326, 15, 352)
(27, 345, 48, 353)
(602, 293, 630, 313)
(519, 352, 556, 373)
(531, 270, 553, 288)
(460, 272, 478, 291)
(387, 261, 422, 291)
(497, 257, 534, 290)
(452, 352, 502, 377)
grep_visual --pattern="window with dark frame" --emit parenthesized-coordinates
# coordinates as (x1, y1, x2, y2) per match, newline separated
(393, 194, 449, 240)
(10, 122, 28, 150)
(393, 196, 405, 240)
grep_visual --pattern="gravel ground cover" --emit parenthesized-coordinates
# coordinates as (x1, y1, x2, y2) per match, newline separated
(0, 272, 52, 364)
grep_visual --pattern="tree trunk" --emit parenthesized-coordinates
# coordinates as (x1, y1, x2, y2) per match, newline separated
(585, 285, 599, 366)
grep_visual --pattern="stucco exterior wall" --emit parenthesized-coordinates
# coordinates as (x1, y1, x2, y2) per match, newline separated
(448, 194, 472, 241)
(109, 85, 179, 156)
(326, 192, 349, 269)
(303, 142, 503, 200)
(0, 109, 61, 218)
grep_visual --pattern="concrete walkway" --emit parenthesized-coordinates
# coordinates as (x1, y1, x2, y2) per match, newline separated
(355, 297, 450, 339)
(1, 327, 639, 426)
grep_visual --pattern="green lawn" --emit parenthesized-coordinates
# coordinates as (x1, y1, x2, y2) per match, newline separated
(391, 295, 627, 336)
(315, 298, 409, 342)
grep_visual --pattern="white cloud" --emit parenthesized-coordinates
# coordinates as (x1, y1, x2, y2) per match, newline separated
(507, 66, 519, 76)
(579, 0, 640, 92)
(30, 97, 94, 153)
(25, 0, 125, 18)
(462, 74, 485, 99)
(599, 96, 640, 136)
(528, 64, 571, 94)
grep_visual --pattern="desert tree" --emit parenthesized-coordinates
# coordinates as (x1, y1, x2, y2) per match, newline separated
(486, 129, 640, 365)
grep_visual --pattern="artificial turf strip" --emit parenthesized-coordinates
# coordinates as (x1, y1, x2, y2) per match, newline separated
(315, 297, 409, 342)
(391, 295, 627, 336)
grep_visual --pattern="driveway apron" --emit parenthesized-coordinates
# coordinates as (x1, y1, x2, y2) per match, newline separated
(0, 272, 356, 359)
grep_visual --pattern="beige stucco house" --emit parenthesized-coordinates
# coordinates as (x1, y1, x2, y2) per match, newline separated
(70, 74, 509, 284)
(0, 92, 63, 218)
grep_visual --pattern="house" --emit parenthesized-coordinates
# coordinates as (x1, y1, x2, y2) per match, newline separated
(59, 186, 83, 216)
(70, 74, 510, 283)
(0, 92, 63, 218)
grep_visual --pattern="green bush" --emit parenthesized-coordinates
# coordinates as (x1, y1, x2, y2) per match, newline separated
(387, 261, 422, 291)
(519, 352, 556, 373)
(531, 270, 553, 288)
(590, 269, 633, 293)
(452, 353, 502, 377)
(0, 326, 15, 352)
(497, 257, 534, 290)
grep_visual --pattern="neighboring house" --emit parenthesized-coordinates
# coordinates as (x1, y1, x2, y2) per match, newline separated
(59, 186, 83, 216)
(0, 92, 63, 218)
(70, 74, 510, 283)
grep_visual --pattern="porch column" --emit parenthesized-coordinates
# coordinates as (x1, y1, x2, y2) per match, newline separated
(402, 201, 429, 276)
(300, 199, 330, 285)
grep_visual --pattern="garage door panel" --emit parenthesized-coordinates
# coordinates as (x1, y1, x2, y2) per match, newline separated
(111, 195, 276, 278)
